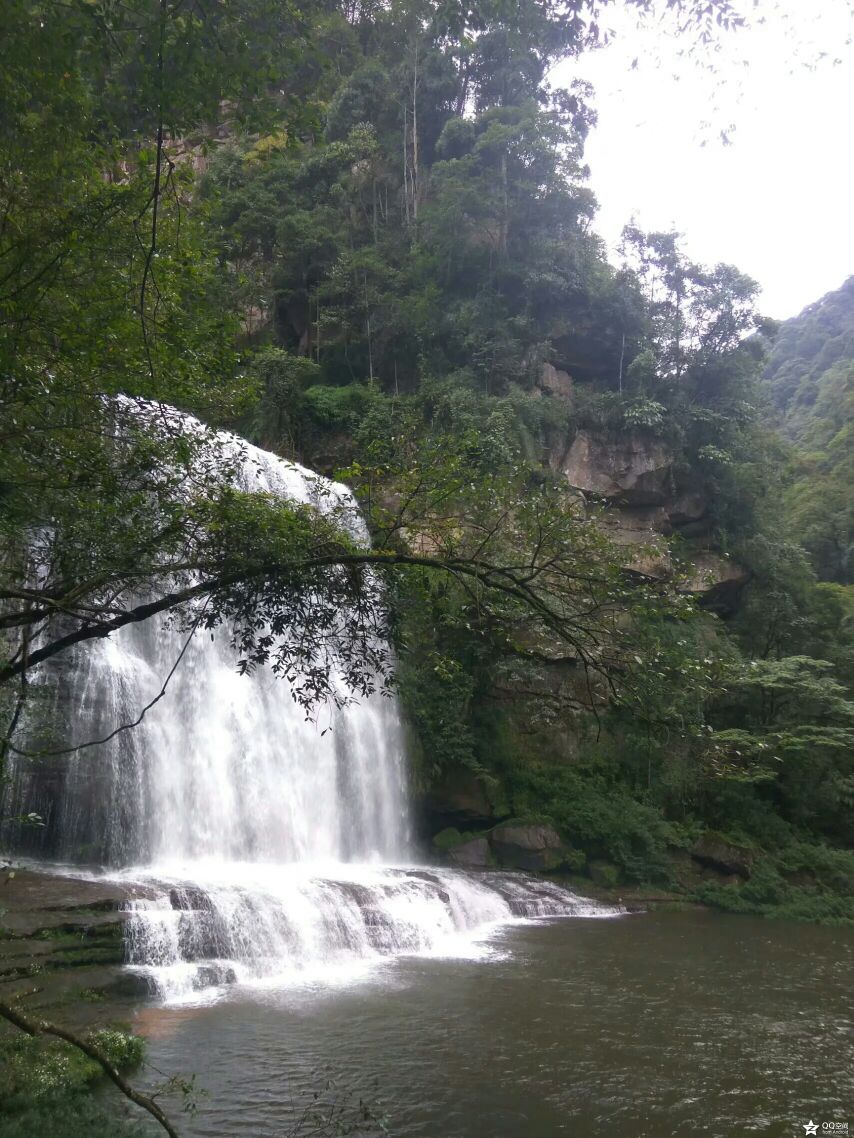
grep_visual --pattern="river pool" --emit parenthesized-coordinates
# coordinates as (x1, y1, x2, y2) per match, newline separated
(133, 908, 854, 1138)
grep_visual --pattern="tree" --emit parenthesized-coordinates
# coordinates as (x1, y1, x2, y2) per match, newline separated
(1, 0, 756, 799)
(0, 1001, 177, 1138)
(706, 656, 854, 841)
(1, 0, 321, 758)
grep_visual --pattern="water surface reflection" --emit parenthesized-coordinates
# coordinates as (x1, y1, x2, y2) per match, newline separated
(137, 910, 854, 1137)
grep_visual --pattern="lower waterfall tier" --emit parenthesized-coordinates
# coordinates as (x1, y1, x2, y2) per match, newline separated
(122, 862, 621, 1002)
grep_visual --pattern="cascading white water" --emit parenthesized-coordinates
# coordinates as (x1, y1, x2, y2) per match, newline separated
(57, 594, 409, 867)
(122, 863, 614, 1001)
(6, 408, 620, 1003)
(31, 423, 409, 869)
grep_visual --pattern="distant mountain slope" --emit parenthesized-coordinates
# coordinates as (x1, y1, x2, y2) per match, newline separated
(763, 277, 854, 582)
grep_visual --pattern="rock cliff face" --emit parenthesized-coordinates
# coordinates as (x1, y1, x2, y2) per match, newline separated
(553, 427, 748, 607)
(417, 421, 751, 863)
(423, 769, 502, 831)
(559, 430, 674, 506)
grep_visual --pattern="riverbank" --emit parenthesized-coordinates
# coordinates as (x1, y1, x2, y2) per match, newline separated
(0, 866, 148, 1025)
(0, 868, 156, 1138)
(3, 856, 851, 1031)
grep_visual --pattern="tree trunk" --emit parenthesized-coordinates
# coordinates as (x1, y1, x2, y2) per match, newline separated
(402, 105, 410, 226)
(411, 39, 419, 222)
(500, 149, 508, 255)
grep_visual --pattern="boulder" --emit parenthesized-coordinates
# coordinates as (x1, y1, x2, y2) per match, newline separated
(691, 833, 755, 878)
(431, 828, 493, 869)
(559, 430, 674, 505)
(678, 551, 750, 609)
(538, 363, 574, 400)
(448, 837, 492, 869)
(169, 886, 216, 911)
(490, 823, 568, 871)
(193, 963, 238, 990)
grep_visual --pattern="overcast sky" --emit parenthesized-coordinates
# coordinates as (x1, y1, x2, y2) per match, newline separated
(556, 0, 854, 319)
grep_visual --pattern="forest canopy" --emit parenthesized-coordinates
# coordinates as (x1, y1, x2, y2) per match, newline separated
(1, 0, 853, 928)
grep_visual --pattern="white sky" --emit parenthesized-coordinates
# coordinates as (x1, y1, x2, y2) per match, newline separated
(555, 0, 854, 319)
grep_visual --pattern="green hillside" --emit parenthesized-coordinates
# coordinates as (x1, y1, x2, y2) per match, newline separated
(763, 278, 854, 583)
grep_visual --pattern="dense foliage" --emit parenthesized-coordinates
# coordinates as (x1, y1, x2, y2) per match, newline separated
(1, 0, 744, 798)
(762, 276, 854, 584)
(183, 0, 853, 919)
(1, 0, 852, 949)
(2, 0, 684, 786)
(0, 1026, 146, 1138)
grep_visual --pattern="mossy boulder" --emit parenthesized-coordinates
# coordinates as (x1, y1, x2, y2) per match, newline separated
(489, 823, 571, 871)
(691, 832, 756, 878)
(449, 837, 493, 868)
(432, 828, 493, 868)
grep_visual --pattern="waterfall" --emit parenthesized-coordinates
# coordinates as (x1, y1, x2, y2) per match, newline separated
(122, 864, 613, 1000)
(4, 409, 619, 1003)
(50, 591, 409, 867)
(6, 418, 408, 868)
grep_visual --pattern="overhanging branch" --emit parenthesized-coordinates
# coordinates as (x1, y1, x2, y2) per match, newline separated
(0, 1001, 179, 1138)
(0, 549, 609, 687)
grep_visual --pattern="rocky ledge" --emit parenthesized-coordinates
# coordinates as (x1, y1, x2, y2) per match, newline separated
(552, 426, 750, 609)
(0, 867, 149, 1021)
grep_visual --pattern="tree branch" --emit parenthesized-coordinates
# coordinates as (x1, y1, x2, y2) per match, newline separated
(0, 547, 602, 687)
(7, 614, 202, 758)
(0, 1001, 179, 1138)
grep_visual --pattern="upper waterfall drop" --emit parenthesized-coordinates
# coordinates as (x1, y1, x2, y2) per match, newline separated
(12, 407, 410, 868)
(69, 602, 411, 866)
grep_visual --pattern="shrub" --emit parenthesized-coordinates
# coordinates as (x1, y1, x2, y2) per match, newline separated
(0, 1027, 146, 1136)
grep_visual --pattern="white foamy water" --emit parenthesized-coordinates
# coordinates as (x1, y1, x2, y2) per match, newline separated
(5, 406, 619, 1003)
(31, 410, 408, 868)
(121, 861, 617, 1003)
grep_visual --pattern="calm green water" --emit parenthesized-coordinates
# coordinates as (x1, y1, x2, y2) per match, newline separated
(136, 910, 854, 1138)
